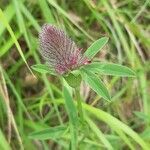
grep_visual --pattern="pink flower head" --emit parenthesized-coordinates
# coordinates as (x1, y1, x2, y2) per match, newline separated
(39, 24, 89, 74)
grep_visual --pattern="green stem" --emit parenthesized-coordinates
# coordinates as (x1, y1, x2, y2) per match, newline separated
(75, 88, 84, 122)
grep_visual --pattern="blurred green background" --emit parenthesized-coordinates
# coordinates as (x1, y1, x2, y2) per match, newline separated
(0, 0, 150, 149)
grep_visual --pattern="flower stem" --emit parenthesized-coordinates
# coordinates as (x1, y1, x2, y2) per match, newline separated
(75, 87, 84, 122)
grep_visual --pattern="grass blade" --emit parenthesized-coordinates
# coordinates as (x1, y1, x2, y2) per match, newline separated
(0, 129, 11, 150)
(86, 116, 114, 150)
(48, 0, 94, 41)
(0, 9, 34, 76)
(38, 0, 55, 23)
(0, 31, 21, 57)
(83, 103, 150, 150)
(12, 0, 31, 48)
(0, 4, 15, 36)
(20, 3, 40, 32)
(29, 126, 66, 140)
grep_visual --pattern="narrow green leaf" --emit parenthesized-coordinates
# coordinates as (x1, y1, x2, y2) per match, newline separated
(134, 111, 150, 122)
(41, 99, 150, 150)
(83, 103, 149, 150)
(63, 87, 78, 126)
(0, 4, 15, 36)
(20, 3, 40, 31)
(28, 126, 66, 140)
(63, 86, 78, 149)
(12, 0, 31, 48)
(86, 116, 114, 150)
(83, 62, 136, 77)
(38, 0, 55, 23)
(81, 69, 111, 101)
(0, 9, 34, 76)
(84, 37, 109, 59)
(0, 31, 21, 57)
(48, 0, 94, 41)
(114, 129, 135, 150)
(0, 129, 11, 150)
(31, 64, 55, 75)
(140, 127, 150, 139)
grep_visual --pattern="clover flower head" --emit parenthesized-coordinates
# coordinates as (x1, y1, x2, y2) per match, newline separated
(39, 24, 89, 75)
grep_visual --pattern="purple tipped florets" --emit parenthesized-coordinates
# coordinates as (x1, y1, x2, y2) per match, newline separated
(39, 24, 88, 74)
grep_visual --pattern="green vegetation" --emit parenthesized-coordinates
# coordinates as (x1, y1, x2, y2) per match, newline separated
(0, 0, 149, 149)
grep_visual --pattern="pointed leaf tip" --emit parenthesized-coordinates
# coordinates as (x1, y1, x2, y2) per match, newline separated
(81, 69, 111, 101)
(84, 37, 109, 59)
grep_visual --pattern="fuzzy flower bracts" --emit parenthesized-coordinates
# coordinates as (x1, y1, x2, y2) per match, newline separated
(39, 24, 88, 74)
